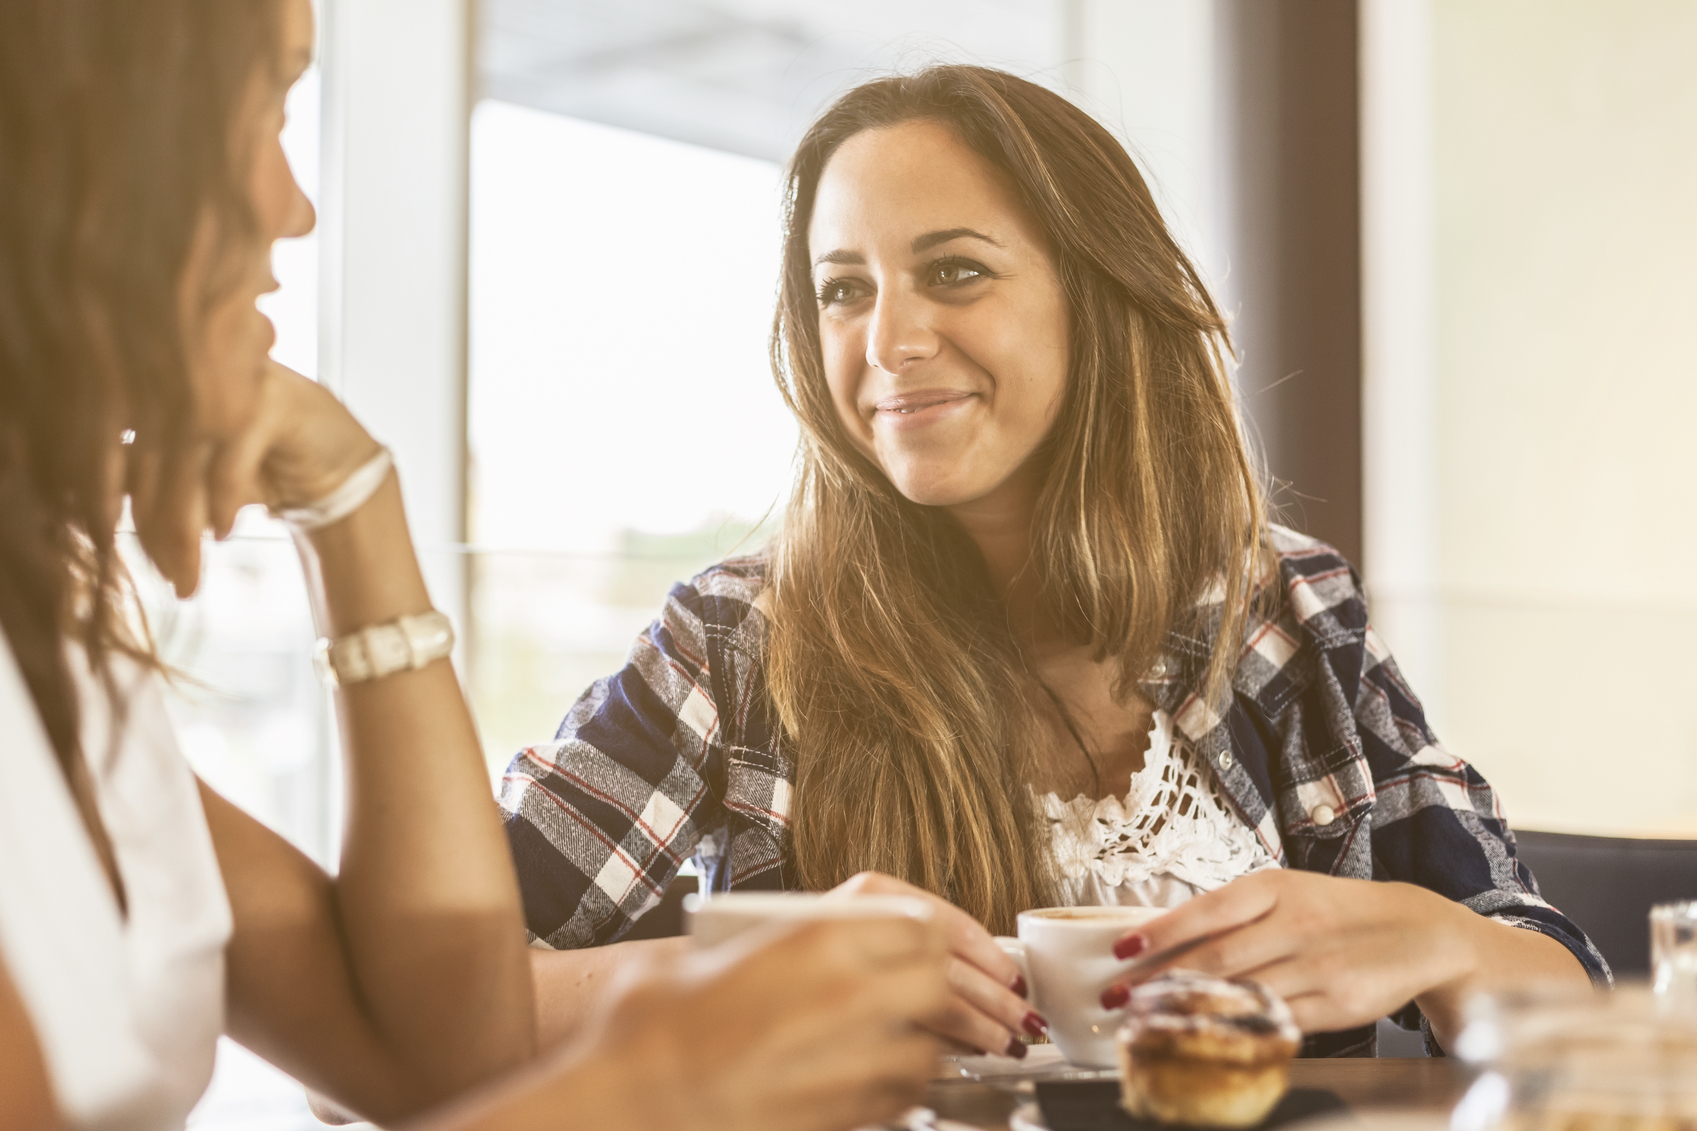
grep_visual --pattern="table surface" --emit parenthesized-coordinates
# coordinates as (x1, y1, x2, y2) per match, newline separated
(925, 1058, 1464, 1130)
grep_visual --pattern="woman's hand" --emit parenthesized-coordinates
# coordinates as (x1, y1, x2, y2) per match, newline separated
(1099, 872, 1466, 1033)
(830, 872, 1044, 1059)
(559, 915, 953, 1131)
(128, 360, 379, 596)
(1096, 870, 1587, 1049)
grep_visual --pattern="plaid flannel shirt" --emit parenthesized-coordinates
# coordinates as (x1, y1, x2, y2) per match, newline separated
(500, 525, 1610, 1057)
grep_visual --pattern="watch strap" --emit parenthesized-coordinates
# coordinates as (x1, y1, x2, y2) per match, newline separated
(314, 609, 455, 687)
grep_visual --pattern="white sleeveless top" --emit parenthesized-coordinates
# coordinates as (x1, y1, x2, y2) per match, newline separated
(1038, 708, 1278, 909)
(0, 639, 231, 1130)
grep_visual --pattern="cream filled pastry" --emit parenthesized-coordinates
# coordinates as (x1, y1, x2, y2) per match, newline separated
(1116, 970, 1302, 1128)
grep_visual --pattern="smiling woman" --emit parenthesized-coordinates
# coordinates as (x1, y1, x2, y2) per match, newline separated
(771, 92, 1262, 935)
(503, 64, 1604, 1067)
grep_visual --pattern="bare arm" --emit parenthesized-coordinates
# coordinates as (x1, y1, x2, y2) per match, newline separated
(530, 938, 689, 1050)
(303, 470, 533, 1102)
(138, 365, 535, 1121)
(202, 781, 429, 1117)
(0, 952, 55, 1131)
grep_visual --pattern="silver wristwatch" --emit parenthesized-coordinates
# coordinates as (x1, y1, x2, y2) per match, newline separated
(313, 610, 455, 687)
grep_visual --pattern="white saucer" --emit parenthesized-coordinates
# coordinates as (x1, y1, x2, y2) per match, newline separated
(946, 1044, 1117, 1087)
(1009, 1101, 1048, 1131)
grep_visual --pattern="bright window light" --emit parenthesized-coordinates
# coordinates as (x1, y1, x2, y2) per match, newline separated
(469, 100, 794, 553)
(467, 101, 797, 766)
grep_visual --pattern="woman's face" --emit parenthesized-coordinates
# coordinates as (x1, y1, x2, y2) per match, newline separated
(180, 0, 317, 442)
(808, 119, 1070, 509)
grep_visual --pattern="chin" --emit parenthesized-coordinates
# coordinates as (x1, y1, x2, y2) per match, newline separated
(884, 470, 988, 508)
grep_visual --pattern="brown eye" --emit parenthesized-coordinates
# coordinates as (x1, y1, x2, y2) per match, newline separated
(817, 279, 861, 306)
(929, 261, 985, 287)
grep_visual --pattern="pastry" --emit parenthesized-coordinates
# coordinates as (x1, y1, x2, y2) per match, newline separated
(1116, 970, 1302, 1128)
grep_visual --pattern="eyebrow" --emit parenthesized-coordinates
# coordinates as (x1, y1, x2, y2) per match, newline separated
(911, 227, 1002, 253)
(812, 249, 864, 268)
(811, 227, 1004, 270)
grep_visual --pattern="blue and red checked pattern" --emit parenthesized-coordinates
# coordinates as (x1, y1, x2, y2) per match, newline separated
(499, 528, 1608, 1056)
(500, 559, 789, 952)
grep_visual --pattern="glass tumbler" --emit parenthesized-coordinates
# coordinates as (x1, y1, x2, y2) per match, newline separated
(1451, 984, 1697, 1131)
(1652, 900, 1697, 1002)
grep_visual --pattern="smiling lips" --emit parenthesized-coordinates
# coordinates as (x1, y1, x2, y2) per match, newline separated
(873, 388, 975, 425)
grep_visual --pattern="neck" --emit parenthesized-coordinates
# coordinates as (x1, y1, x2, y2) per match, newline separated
(945, 461, 1052, 643)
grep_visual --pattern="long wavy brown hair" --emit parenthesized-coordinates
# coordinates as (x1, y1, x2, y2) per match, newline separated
(766, 66, 1270, 934)
(0, 1, 280, 857)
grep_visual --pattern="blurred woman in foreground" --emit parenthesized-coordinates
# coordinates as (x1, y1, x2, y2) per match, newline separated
(0, 2, 948, 1128)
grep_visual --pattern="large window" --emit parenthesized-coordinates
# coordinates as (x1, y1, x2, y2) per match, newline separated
(466, 102, 793, 769)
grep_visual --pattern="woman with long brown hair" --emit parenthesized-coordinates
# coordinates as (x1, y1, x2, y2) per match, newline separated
(506, 64, 1606, 1062)
(0, 1, 951, 1127)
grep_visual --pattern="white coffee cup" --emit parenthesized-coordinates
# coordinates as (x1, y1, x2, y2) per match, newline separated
(996, 905, 1170, 1068)
(683, 891, 933, 949)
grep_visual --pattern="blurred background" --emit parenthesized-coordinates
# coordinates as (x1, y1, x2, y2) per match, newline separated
(169, 1, 1697, 1125)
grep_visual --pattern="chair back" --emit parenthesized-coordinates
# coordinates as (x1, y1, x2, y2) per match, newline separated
(1514, 829, 1697, 977)
(621, 873, 699, 941)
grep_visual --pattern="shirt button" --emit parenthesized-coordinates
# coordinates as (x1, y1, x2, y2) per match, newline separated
(1217, 751, 1235, 771)
(1310, 804, 1337, 827)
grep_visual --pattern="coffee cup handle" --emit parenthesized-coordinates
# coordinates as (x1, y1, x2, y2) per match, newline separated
(993, 936, 1030, 989)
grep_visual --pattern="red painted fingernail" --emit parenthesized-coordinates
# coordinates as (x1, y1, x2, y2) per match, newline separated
(1004, 1036, 1029, 1059)
(1011, 974, 1028, 998)
(1100, 983, 1130, 1010)
(1024, 1011, 1049, 1038)
(1113, 934, 1147, 961)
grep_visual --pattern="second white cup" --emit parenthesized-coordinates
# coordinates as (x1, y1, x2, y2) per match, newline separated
(683, 890, 932, 948)
(997, 904, 1170, 1068)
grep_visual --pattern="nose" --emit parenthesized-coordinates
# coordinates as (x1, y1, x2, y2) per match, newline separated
(283, 173, 317, 240)
(864, 288, 939, 375)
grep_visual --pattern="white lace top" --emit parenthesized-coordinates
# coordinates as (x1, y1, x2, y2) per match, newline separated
(1037, 708, 1278, 910)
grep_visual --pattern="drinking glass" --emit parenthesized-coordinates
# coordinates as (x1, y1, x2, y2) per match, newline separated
(1451, 984, 1697, 1131)
(1651, 900, 1697, 1002)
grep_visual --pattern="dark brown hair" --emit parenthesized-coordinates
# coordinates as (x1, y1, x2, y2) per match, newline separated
(766, 66, 1269, 933)
(0, 1, 281, 786)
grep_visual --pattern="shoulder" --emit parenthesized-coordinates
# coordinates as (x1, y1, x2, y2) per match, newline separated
(676, 555, 768, 605)
(1226, 525, 1376, 718)
(1261, 524, 1368, 646)
(668, 555, 769, 622)
(659, 554, 772, 661)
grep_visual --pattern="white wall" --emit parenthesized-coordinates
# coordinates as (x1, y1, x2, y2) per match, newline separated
(1368, 0, 1697, 835)
(1360, 0, 1441, 724)
(1066, 1, 1227, 295)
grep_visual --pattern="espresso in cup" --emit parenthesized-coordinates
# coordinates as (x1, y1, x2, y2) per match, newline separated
(997, 905, 1169, 1068)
